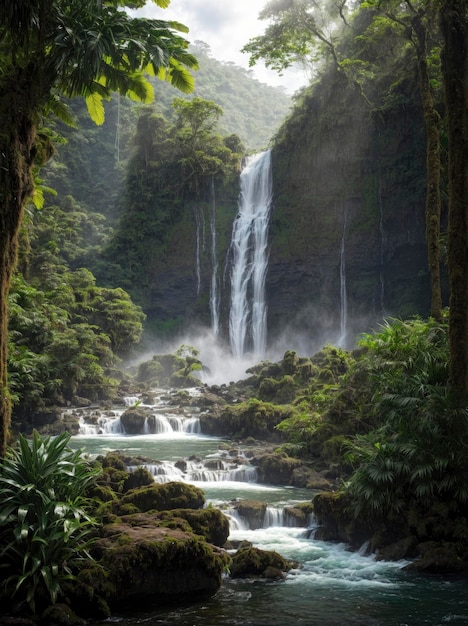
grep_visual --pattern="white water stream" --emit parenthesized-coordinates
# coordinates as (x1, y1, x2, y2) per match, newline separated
(69, 394, 468, 625)
(229, 151, 272, 359)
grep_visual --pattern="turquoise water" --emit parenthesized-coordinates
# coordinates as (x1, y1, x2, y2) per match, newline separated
(71, 431, 468, 626)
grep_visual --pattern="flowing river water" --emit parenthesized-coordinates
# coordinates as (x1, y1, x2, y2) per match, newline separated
(69, 392, 468, 626)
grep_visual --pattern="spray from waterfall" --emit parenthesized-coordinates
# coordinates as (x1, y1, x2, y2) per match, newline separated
(229, 150, 273, 359)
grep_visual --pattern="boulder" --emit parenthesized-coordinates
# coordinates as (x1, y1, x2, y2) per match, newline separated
(95, 524, 231, 604)
(255, 452, 303, 485)
(113, 482, 205, 515)
(230, 546, 297, 578)
(233, 500, 267, 530)
(120, 407, 153, 434)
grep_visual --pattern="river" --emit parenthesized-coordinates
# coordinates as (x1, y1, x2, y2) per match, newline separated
(69, 395, 468, 626)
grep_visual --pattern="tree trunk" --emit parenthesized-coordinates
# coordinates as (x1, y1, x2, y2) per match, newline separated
(412, 12, 443, 321)
(440, 0, 468, 402)
(0, 74, 38, 456)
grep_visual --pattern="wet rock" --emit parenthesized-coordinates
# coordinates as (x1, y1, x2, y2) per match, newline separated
(112, 481, 205, 515)
(120, 407, 153, 434)
(291, 466, 333, 490)
(40, 603, 86, 626)
(404, 542, 468, 574)
(375, 536, 418, 561)
(95, 525, 230, 604)
(230, 546, 296, 578)
(255, 452, 303, 485)
(233, 500, 267, 530)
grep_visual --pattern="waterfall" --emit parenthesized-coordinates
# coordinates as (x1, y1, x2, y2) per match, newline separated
(338, 206, 348, 347)
(209, 177, 220, 337)
(229, 150, 273, 358)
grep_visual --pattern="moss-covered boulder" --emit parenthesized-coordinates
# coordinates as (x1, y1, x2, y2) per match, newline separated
(404, 542, 468, 574)
(255, 452, 303, 485)
(120, 407, 152, 434)
(290, 466, 334, 490)
(200, 399, 292, 441)
(112, 482, 205, 515)
(155, 508, 230, 547)
(40, 603, 86, 626)
(94, 524, 231, 604)
(233, 500, 267, 530)
(313, 491, 379, 549)
(230, 546, 297, 578)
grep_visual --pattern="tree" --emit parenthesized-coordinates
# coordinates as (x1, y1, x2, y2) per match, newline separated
(0, 0, 198, 456)
(244, 0, 444, 320)
(439, 0, 468, 401)
(360, 0, 443, 321)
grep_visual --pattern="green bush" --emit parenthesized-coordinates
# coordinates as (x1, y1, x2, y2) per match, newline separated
(0, 431, 98, 613)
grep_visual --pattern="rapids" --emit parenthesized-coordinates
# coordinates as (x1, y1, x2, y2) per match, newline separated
(69, 395, 468, 626)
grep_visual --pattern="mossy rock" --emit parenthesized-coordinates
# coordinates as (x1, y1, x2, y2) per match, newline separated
(113, 482, 205, 515)
(201, 399, 291, 440)
(120, 407, 152, 434)
(40, 603, 86, 626)
(137, 353, 185, 386)
(290, 466, 333, 490)
(404, 542, 468, 574)
(258, 375, 297, 404)
(123, 466, 155, 492)
(62, 564, 114, 619)
(233, 500, 267, 530)
(230, 546, 297, 578)
(281, 350, 300, 375)
(256, 452, 303, 485)
(95, 524, 231, 604)
(156, 508, 230, 547)
(313, 492, 379, 548)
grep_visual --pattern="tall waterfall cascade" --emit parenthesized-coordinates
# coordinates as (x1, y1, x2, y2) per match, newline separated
(229, 150, 273, 359)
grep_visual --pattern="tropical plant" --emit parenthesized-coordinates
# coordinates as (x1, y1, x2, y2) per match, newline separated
(343, 315, 468, 518)
(0, 0, 198, 456)
(0, 431, 98, 613)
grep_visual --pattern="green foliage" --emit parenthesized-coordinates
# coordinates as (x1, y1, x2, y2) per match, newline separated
(344, 314, 468, 518)
(7, 262, 144, 422)
(0, 432, 98, 613)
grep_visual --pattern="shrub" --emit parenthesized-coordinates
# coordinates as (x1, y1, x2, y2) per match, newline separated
(0, 431, 98, 613)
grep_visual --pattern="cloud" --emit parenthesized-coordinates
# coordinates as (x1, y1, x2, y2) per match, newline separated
(131, 0, 307, 93)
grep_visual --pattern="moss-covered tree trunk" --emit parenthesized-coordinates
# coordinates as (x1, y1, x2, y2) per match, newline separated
(440, 0, 468, 401)
(0, 72, 38, 456)
(411, 12, 442, 321)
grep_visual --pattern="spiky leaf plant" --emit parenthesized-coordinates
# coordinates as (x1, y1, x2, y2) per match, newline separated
(0, 431, 98, 614)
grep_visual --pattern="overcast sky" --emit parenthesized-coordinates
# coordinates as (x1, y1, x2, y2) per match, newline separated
(131, 0, 307, 93)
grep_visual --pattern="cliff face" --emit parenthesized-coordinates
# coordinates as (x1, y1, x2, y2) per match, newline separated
(263, 69, 444, 352)
(114, 65, 447, 353)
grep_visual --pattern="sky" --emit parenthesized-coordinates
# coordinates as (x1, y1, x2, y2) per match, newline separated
(132, 0, 308, 93)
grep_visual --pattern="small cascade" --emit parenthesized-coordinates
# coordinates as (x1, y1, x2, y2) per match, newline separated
(263, 506, 286, 527)
(75, 409, 200, 436)
(209, 177, 220, 336)
(229, 150, 273, 359)
(143, 459, 257, 484)
(337, 206, 348, 347)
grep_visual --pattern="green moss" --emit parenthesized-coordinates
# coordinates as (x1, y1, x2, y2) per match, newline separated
(114, 482, 205, 515)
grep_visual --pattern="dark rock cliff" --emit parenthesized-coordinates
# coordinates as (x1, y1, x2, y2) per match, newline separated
(122, 69, 447, 351)
(265, 68, 443, 351)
